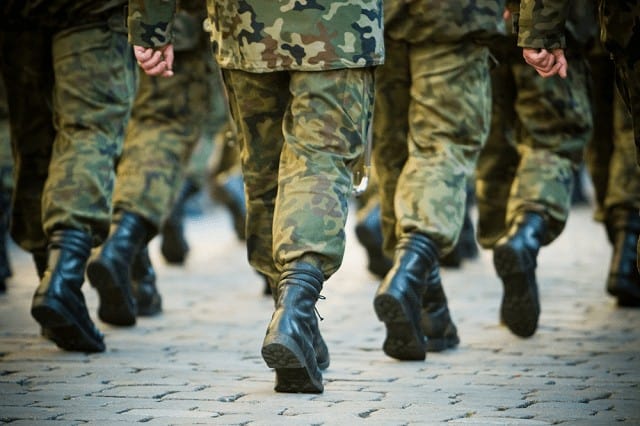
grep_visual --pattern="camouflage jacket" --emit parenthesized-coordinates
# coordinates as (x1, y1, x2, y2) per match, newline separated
(383, 0, 506, 44)
(128, 0, 384, 72)
(1, 0, 127, 30)
(517, 0, 640, 53)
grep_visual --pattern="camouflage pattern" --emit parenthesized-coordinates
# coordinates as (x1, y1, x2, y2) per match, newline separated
(373, 36, 492, 258)
(113, 41, 215, 230)
(42, 24, 138, 247)
(128, 0, 384, 71)
(222, 67, 374, 283)
(384, 0, 506, 44)
(475, 38, 592, 248)
(0, 18, 137, 250)
(586, 49, 640, 224)
(206, 0, 384, 72)
(517, 0, 640, 165)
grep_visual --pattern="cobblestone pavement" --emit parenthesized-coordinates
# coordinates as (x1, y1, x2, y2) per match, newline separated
(1, 202, 639, 425)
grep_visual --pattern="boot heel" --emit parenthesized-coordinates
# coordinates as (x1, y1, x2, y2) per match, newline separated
(31, 297, 105, 353)
(262, 335, 323, 393)
(87, 261, 136, 326)
(374, 293, 426, 361)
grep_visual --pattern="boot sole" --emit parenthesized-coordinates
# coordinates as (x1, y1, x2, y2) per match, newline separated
(262, 334, 323, 393)
(374, 293, 426, 361)
(31, 296, 105, 353)
(87, 260, 136, 326)
(426, 334, 460, 353)
(493, 244, 539, 338)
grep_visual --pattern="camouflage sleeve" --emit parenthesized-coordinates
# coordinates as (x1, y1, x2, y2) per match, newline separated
(517, 0, 570, 49)
(127, 0, 177, 47)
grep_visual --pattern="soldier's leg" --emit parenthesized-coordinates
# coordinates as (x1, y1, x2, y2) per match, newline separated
(584, 53, 615, 219)
(603, 91, 640, 306)
(372, 37, 410, 260)
(375, 39, 491, 358)
(34, 22, 137, 352)
(475, 60, 520, 248)
(0, 29, 54, 276)
(493, 53, 593, 338)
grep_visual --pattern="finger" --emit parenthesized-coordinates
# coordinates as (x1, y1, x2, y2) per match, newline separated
(144, 61, 169, 77)
(557, 62, 568, 79)
(162, 45, 174, 71)
(139, 50, 164, 71)
(133, 46, 153, 62)
(536, 61, 563, 78)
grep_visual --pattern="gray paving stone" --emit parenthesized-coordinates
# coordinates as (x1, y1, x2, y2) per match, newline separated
(0, 205, 638, 423)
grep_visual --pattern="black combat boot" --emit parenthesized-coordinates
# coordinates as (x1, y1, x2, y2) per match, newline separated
(213, 173, 247, 241)
(0, 189, 12, 292)
(261, 262, 327, 393)
(30, 229, 105, 352)
(355, 204, 392, 279)
(161, 178, 200, 265)
(87, 211, 153, 326)
(131, 246, 162, 316)
(421, 264, 460, 352)
(605, 209, 640, 307)
(493, 212, 546, 338)
(374, 232, 438, 360)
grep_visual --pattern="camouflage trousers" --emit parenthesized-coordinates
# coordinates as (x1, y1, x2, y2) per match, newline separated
(114, 46, 214, 230)
(373, 37, 491, 258)
(222, 67, 374, 285)
(475, 52, 592, 248)
(600, 0, 640, 167)
(0, 23, 137, 251)
(586, 54, 640, 223)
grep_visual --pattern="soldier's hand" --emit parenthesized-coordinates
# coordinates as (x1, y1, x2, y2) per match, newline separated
(133, 45, 174, 77)
(522, 48, 567, 79)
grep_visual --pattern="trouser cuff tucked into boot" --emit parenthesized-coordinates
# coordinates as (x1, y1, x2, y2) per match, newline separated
(31, 229, 105, 352)
(421, 265, 459, 352)
(87, 211, 153, 326)
(493, 211, 545, 338)
(605, 209, 640, 307)
(261, 262, 326, 393)
(374, 232, 438, 361)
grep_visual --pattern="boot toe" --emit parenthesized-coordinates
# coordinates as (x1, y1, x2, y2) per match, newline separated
(32, 296, 105, 353)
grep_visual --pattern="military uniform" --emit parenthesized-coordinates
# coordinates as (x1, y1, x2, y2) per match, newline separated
(517, 0, 640, 165)
(1, 0, 136, 352)
(129, 0, 383, 393)
(371, 0, 503, 360)
(475, 12, 593, 249)
(517, 0, 640, 306)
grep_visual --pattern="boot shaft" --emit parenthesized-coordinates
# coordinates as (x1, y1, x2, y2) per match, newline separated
(386, 233, 439, 291)
(103, 211, 153, 263)
(37, 229, 92, 296)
